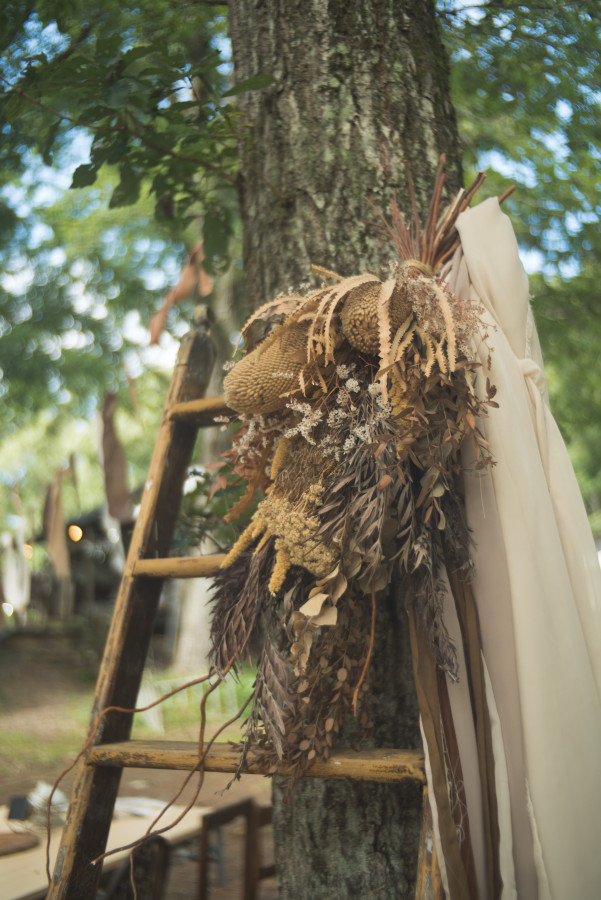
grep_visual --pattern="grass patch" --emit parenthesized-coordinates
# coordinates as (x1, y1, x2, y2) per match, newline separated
(131, 664, 257, 742)
(0, 693, 94, 778)
(0, 646, 258, 783)
(0, 730, 84, 777)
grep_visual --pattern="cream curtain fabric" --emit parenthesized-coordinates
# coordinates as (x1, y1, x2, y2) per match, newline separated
(438, 198, 601, 899)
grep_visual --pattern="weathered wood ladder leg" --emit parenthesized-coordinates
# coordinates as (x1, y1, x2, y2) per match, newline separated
(47, 322, 219, 900)
(48, 321, 443, 900)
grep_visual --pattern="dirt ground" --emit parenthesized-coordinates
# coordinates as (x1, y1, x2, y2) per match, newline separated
(0, 629, 278, 899)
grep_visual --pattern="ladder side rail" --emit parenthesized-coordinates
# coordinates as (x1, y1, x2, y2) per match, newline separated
(48, 327, 216, 900)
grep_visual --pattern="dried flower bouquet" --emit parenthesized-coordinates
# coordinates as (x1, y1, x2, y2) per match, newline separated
(210, 159, 499, 781)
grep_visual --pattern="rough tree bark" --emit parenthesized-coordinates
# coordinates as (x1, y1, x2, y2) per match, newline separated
(228, 2, 462, 896)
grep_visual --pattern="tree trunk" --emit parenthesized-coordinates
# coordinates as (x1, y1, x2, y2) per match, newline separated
(228, 2, 462, 896)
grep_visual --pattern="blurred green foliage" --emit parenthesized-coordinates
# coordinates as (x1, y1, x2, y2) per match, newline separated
(440, 1, 601, 517)
(0, 0, 600, 532)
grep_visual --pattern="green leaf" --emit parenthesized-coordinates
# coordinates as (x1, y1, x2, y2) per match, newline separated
(91, 136, 129, 167)
(203, 205, 234, 271)
(0, 200, 18, 239)
(105, 79, 139, 110)
(40, 120, 60, 166)
(109, 166, 142, 208)
(71, 164, 98, 189)
(223, 73, 275, 97)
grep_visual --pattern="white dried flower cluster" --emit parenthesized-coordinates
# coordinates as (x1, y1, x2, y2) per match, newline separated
(214, 413, 232, 432)
(367, 381, 392, 414)
(354, 424, 372, 443)
(317, 377, 397, 461)
(223, 360, 237, 372)
(345, 378, 360, 393)
(322, 445, 343, 461)
(233, 413, 286, 461)
(319, 433, 336, 447)
(319, 423, 344, 460)
(327, 407, 350, 427)
(375, 400, 392, 420)
(287, 399, 315, 415)
(373, 395, 393, 417)
(336, 363, 356, 379)
(284, 399, 324, 445)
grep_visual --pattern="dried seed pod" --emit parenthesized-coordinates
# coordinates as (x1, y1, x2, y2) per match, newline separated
(340, 281, 412, 355)
(224, 322, 307, 414)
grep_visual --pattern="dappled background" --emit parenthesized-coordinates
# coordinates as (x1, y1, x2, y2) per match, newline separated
(0, 2, 600, 895)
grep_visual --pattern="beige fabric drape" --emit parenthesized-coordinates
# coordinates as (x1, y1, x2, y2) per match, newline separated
(439, 198, 601, 899)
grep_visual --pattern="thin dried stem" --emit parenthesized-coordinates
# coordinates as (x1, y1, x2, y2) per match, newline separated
(311, 264, 345, 282)
(44, 668, 228, 884)
(91, 687, 253, 868)
(352, 579, 377, 716)
(498, 184, 516, 205)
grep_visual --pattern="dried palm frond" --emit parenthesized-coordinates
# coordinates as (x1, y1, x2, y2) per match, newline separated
(210, 537, 275, 672)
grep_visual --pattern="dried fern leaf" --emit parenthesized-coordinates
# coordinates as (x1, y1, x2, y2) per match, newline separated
(237, 295, 302, 341)
(390, 313, 416, 363)
(210, 538, 274, 671)
(428, 279, 458, 371)
(323, 274, 379, 361)
(307, 274, 377, 362)
(416, 326, 436, 377)
(435, 337, 449, 375)
(376, 278, 396, 400)
(223, 479, 256, 525)
(225, 445, 272, 523)
(311, 264, 345, 282)
(376, 278, 397, 365)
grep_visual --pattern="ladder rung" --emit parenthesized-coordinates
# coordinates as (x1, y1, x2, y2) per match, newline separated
(132, 555, 226, 578)
(169, 395, 232, 425)
(88, 741, 425, 784)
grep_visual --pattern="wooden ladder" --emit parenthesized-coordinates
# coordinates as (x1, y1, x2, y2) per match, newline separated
(47, 321, 442, 900)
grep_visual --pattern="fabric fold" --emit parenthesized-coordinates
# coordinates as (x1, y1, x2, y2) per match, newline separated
(442, 198, 601, 899)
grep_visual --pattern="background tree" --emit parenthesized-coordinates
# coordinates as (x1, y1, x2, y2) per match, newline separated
(227, 1, 462, 895)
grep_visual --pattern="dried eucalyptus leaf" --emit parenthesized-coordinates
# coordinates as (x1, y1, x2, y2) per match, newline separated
(299, 592, 329, 617)
(311, 605, 338, 626)
(331, 573, 348, 602)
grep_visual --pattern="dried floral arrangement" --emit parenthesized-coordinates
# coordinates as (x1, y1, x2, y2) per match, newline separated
(210, 159, 499, 780)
